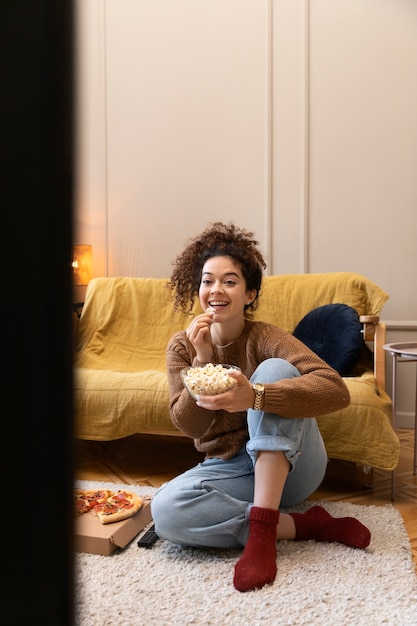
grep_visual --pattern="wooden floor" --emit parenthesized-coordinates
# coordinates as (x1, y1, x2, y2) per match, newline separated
(75, 428, 417, 572)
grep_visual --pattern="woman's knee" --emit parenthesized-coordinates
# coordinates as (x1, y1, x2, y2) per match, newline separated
(251, 358, 300, 384)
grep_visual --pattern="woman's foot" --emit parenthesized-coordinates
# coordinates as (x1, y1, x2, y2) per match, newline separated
(233, 506, 280, 592)
(290, 505, 371, 548)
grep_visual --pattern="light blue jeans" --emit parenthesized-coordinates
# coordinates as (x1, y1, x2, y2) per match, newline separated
(151, 358, 328, 548)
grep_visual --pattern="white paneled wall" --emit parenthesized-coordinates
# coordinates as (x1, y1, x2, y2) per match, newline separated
(105, 0, 273, 278)
(75, 0, 417, 425)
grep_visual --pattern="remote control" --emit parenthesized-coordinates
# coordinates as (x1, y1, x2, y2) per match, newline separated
(137, 524, 159, 548)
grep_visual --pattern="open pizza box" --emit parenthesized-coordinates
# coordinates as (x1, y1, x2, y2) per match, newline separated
(74, 497, 153, 556)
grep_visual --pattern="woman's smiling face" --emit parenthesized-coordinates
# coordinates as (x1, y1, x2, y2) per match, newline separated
(199, 256, 256, 322)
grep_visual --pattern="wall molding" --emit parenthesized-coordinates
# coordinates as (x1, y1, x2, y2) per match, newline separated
(384, 321, 417, 331)
(302, 0, 310, 274)
(395, 412, 415, 430)
(264, 0, 273, 271)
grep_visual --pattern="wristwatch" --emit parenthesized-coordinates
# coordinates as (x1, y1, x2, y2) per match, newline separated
(252, 383, 265, 410)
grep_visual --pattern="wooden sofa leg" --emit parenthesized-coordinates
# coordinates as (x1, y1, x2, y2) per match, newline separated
(361, 464, 374, 488)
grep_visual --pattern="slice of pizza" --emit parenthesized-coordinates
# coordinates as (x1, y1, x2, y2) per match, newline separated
(74, 489, 114, 517)
(93, 490, 143, 524)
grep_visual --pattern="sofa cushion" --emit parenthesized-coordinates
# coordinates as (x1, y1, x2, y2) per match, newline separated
(74, 277, 202, 373)
(292, 303, 363, 376)
(316, 372, 399, 471)
(254, 272, 389, 333)
(74, 367, 175, 440)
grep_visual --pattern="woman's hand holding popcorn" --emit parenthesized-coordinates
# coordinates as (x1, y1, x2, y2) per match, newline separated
(181, 364, 255, 413)
(185, 308, 216, 363)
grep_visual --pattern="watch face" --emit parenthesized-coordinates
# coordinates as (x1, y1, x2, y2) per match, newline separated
(254, 383, 264, 392)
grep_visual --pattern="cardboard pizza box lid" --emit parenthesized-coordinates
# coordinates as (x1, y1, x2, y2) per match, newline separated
(74, 497, 153, 556)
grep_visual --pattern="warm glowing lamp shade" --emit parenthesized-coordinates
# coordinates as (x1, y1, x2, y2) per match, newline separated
(72, 244, 92, 286)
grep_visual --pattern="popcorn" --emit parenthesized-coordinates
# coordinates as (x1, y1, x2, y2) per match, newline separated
(182, 363, 237, 396)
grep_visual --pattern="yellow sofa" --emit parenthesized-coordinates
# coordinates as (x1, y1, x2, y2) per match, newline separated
(73, 272, 400, 473)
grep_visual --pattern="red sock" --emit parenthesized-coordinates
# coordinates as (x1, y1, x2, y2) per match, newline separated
(290, 505, 371, 549)
(233, 506, 280, 592)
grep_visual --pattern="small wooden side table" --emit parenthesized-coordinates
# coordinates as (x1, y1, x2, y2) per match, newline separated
(383, 342, 417, 500)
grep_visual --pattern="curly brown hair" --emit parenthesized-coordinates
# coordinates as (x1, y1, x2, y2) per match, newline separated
(169, 222, 267, 315)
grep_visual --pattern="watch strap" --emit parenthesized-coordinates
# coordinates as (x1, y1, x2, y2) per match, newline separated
(252, 384, 264, 410)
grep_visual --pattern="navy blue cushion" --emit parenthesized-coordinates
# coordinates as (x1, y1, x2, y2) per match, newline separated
(292, 303, 363, 376)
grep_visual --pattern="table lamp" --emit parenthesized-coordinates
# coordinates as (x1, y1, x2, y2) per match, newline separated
(72, 244, 92, 305)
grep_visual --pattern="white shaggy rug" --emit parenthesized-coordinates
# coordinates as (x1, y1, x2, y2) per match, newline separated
(74, 480, 417, 626)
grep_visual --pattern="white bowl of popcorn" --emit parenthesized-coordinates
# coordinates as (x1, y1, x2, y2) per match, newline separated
(181, 363, 240, 399)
